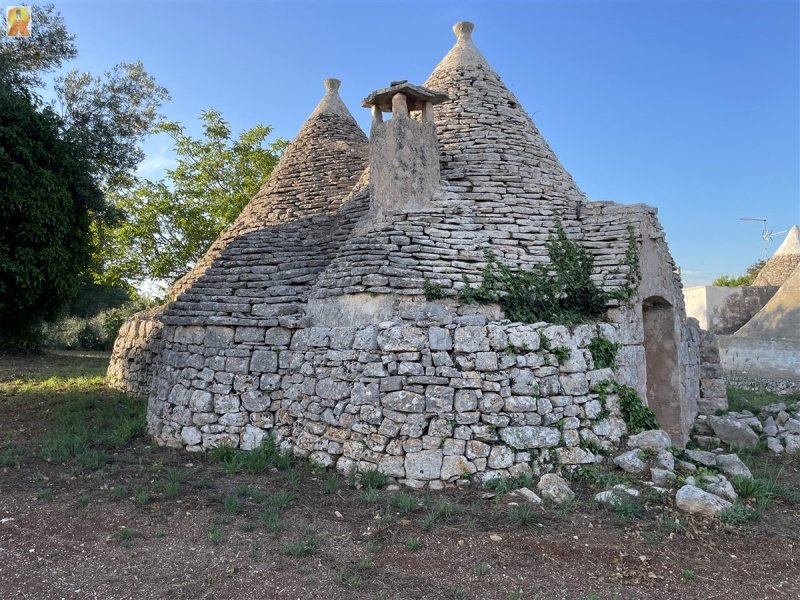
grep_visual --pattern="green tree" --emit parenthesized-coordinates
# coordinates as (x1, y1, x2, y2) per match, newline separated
(54, 62, 170, 190)
(0, 83, 102, 350)
(101, 110, 287, 284)
(712, 259, 766, 287)
(0, 3, 77, 93)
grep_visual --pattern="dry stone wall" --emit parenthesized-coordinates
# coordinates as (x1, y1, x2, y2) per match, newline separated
(107, 306, 165, 398)
(147, 303, 642, 487)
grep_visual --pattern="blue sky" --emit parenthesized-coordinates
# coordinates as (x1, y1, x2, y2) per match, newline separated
(35, 0, 800, 285)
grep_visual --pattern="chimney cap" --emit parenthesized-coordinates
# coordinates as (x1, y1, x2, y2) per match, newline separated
(362, 81, 448, 112)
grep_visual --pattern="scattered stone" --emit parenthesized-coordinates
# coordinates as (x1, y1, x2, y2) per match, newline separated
(627, 430, 672, 451)
(704, 477, 737, 502)
(684, 449, 717, 467)
(767, 437, 784, 455)
(515, 487, 543, 505)
(613, 450, 647, 475)
(650, 468, 675, 487)
(715, 454, 752, 479)
(675, 485, 732, 517)
(536, 474, 575, 505)
(707, 415, 759, 449)
(656, 449, 675, 472)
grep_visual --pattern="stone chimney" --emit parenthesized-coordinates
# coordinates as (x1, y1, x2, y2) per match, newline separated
(361, 81, 448, 215)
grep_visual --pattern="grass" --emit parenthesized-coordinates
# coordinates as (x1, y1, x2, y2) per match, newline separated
(208, 438, 293, 475)
(259, 507, 284, 532)
(268, 489, 295, 509)
(474, 561, 491, 576)
(321, 472, 340, 495)
(0, 445, 22, 468)
(116, 527, 136, 546)
(207, 521, 226, 545)
(335, 569, 362, 589)
(222, 493, 244, 516)
(682, 569, 696, 581)
(359, 469, 388, 490)
(390, 491, 420, 513)
(507, 504, 540, 527)
(36, 487, 54, 501)
(726, 387, 800, 413)
(569, 465, 631, 490)
(406, 536, 420, 551)
(37, 392, 145, 469)
(421, 497, 460, 529)
(284, 532, 319, 556)
(720, 501, 763, 525)
(596, 491, 645, 525)
(486, 474, 535, 495)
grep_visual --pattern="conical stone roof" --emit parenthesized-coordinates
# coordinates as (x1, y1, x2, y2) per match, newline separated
(309, 22, 596, 305)
(736, 261, 800, 340)
(170, 79, 368, 297)
(752, 224, 800, 287)
(424, 22, 586, 215)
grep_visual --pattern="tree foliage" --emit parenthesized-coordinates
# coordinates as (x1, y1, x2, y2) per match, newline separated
(0, 3, 77, 92)
(55, 62, 170, 190)
(0, 83, 102, 350)
(101, 110, 287, 284)
(712, 259, 766, 287)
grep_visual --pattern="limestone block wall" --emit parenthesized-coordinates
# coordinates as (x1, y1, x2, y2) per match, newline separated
(107, 305, 166, 398)
(696, 327, 728, 414)
(147, 305, 641, 487)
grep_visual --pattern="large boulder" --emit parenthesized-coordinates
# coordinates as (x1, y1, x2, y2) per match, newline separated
(536, 473, 575, 505)
(675, 485, 732, 517)
(627, 430, 672, 451)
(707, 415, 759, 449)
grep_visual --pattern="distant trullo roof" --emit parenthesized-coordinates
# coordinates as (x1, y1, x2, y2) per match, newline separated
(736, 261, 800, 340)
(752, 224, 800, 287)
(170, 79, 368, 297)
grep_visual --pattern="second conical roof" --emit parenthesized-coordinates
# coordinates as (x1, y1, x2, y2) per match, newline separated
(424, 22, 585, 215)
(171, 79, 368, 296)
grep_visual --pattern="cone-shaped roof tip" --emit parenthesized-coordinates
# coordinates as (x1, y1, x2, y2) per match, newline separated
(774, 224, 800, 256)
(310, 77, 355, 120)
(433, 20, 488, 71)
(453, 21, 475, 40)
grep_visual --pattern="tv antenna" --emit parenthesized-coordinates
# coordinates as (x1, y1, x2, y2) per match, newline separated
(740, 217, 788, 258)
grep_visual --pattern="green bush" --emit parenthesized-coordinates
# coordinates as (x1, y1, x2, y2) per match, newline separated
(41, 300, 153, 351)
(459, 222, 636, 324)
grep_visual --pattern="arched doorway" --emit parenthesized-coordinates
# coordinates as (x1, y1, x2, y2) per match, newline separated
(642, 296, 682, 441)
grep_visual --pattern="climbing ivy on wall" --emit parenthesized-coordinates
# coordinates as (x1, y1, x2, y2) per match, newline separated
(459, 222, 640, 324)
(459, 223, 604, 324)
(591, 379, 658, 434)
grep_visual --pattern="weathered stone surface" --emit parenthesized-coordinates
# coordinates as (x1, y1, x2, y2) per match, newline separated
(382, 391, 425, 412)
(685, 449, 718, 467)
(707, 415, 760, 448)
(627, 430, 672, 451)
(675, 485, 731, 517)
(500, 426, 560, 449)
(440, 455, 476, 480)
(715, 454, 752, 479)
(536, 473, 575, 505)
(378, 326, 427, 352)
(404, 450, 443, 480)
(613, 449, 647, 474)
(515, 487, 542, 505)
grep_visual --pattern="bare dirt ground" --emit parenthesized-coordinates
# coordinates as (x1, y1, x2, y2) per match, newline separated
(1, 352, 798, 600)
